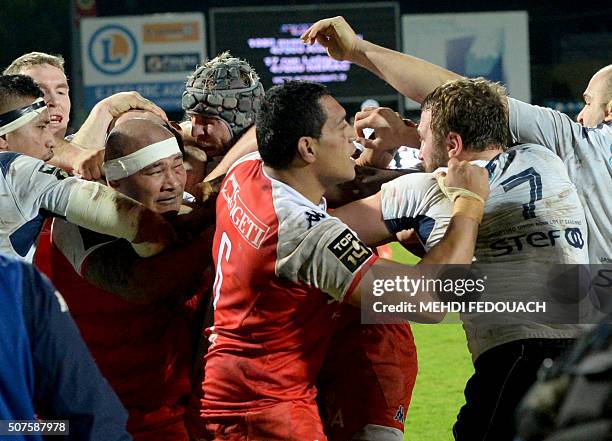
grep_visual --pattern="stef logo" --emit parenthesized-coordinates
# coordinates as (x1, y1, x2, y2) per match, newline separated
(565, 228, 584, 249)
(88, 24, 137, 75)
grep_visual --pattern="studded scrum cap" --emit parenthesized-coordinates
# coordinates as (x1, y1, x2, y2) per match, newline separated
(182, 52, 264, 139)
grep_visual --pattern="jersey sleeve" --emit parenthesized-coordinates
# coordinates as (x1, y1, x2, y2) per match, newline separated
(9, 155, 79, 218)
(276, 215, 377, 303)
(20, 262, 131, 441)
(52, 219, 116, 275)
(379, 172, 452, 249)
(507, 97, 610, 160)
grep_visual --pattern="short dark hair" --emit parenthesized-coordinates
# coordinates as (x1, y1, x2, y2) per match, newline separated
(0, 74, 44, 114)
(256, 81, 329, 169)
(422, 77, 509, 152)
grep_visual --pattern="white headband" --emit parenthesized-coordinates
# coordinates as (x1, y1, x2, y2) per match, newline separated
(103, 137, 182, 180)
(0, 98, 47, 136)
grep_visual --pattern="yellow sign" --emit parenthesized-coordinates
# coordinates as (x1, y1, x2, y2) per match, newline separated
(143, 22, 200, 43)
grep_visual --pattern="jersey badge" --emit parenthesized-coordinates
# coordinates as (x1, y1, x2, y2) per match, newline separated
(328, 229, 372, 273)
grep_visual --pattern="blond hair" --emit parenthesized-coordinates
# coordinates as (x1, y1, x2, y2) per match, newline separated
(422, 77, 509, 152)
(3, 52, 65, 75)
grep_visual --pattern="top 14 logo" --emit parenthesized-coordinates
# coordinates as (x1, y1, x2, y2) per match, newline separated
(88, 24, 138, 75)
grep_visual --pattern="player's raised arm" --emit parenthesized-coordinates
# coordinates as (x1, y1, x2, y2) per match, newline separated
(301, 16, 461, 103)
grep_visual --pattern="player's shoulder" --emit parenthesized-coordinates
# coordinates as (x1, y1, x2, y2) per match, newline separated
(382, 171, 439, 196)
(509, 143, 558, 157)
(53, 219, 118, 274)
(226, 151, 261, 175)
(491, 144, 564, 177)
(1, 152, 70, 185)
(271, 178, 335, 236)
(584, 123, 612, 147)
(0, 253, 22, 274)
(0, 152, 37, 177)
(0, 254, 39, 296)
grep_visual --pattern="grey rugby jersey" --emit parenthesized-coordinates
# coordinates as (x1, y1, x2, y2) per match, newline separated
(381, 144, 589, 360)
(508, 97, 611, 264)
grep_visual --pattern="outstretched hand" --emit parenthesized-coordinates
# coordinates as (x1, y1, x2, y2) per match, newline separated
(301, 16, 358, 61)
(97, 91, 168, 122)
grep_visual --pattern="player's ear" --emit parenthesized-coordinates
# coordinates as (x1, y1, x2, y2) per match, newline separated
(296, 136, 317, 164)
(0, 135, 9, 152)
(604, 99, 612, 124)
(446, 131, 463, 158)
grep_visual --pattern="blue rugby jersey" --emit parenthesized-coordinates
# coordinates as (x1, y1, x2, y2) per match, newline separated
(0, 254, 131, 440)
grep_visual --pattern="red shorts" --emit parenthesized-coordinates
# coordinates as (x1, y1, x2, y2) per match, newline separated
(317, 307, 418, 440)
(198, 401, 327, 441)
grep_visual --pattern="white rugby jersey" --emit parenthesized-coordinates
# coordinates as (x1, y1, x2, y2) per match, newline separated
(508, 97, 611, 264)
(381, 143, 589, 360)
(0, 152, 78, 262)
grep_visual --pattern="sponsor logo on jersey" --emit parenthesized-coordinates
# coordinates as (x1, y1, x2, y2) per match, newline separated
(565, 228, 584, 249)
(490, 228, 585, 256)
(305, 209, 326, 228)
(221, 173, 270, 249)
(37, 164, 70, 180)
(394, 404, 406, 423)
(328, 229, 372, 272)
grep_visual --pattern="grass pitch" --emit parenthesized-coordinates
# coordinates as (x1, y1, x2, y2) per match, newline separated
(404, 324, 474, 440)
(382, 243, 474, 441)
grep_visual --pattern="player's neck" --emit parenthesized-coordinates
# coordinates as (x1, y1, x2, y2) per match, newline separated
(264, 165, 325, 205)
(458, 146, 505, 162)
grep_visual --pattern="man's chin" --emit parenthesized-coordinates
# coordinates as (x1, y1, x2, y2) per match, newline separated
(425, 160, 449, 173)
(50, 123, 68, 138)
(156, 203, 181, 215)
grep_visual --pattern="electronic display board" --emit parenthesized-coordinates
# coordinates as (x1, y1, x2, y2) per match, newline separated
(210, 3, 400, 105)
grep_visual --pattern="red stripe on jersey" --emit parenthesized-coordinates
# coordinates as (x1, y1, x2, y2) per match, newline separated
(343, 253, 379, 303)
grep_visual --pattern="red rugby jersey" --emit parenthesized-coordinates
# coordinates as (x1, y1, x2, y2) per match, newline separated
(203, 153, 377, 412)
(35, 220, 202, 439)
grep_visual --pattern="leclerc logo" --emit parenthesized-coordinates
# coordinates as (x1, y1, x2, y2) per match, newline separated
(88, 24, 137, 75)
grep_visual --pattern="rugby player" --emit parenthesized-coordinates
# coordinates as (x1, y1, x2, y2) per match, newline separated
(47, 116, 216, 440)
(201, 80, 489, 440)
(303, 17, 594, 439)
(182, 54, 419, 440)
(302, 16, 611, 265)
(332, 77, 589, 440)
(0, 74, 175, 262)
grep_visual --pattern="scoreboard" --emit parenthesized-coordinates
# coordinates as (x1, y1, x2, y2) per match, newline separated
(210, 3, 401, 108)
